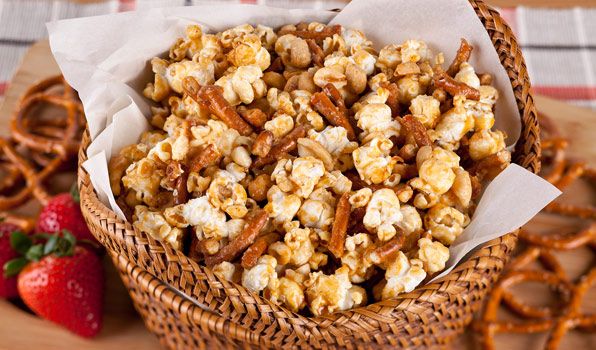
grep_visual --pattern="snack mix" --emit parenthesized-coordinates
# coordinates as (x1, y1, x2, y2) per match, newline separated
(109, 22, 511, 316)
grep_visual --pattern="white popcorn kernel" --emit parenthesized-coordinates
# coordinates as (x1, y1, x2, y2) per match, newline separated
(242, 255, 278, 293)
(363, 189, 403, 241)
(133, 206, 184, 250)
(425, 203, 466, 245)
(417, 238, 450, 274)
(381, 251, 426, 300)
(454, 62, 480, 89)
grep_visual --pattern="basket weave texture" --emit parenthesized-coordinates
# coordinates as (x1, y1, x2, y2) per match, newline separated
(78, 1, 540, 349)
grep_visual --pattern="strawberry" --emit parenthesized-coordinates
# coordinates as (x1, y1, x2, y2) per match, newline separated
(0, 223, 22, 298)
(36, 184, 101, 253)
(4, 230, 105, 338)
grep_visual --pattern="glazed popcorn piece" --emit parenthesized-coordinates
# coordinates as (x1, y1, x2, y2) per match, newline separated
(110, 22, 514, 315)
(133, 206, 184, 250)
(379, 251, 426, 300)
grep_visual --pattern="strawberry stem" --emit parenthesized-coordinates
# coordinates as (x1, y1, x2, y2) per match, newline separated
(3, 229, 80, 278)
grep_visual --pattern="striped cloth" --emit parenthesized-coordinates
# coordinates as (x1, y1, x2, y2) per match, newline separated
(1, 0, 596, 111)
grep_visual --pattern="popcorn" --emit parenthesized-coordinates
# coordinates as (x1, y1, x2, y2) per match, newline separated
(133, 206, 184, 250)
(401, 40, 432, 63)
(424, 203, 466, 245)
(304, 267, 367, 316)
(165, 58, 215, 94)
(227, 33, 271, 70)
(355, 103, 401, 143)
(290, 157, 326, 198)
(409, 95, 441, 128)
(363, 189, 403, 241)
(212, 261, 241, 283)
(215, 65, 267, 106)
(349, 188, 373, 208)
(417, 238, 450, 274)
(264, 185, 302, 226)
(428, 97, 475, 149)
(297, 199, 334, 230)
(341, 233, 375, 283)
(207, 169, 248, 219)
(264, 276, 306, 312)
(469, 129, 507, 161)
(163, 196, 228, 240)
(353, 137, 397, 185)
(117, 23, 513, 315)
(455, 62, 480, 89)
(122, 158, 165, 204)
(308, 126, 357, 170)
(264, 114, 294, 138)
(242, 255, 277, 293)
(381, 251, 426, 300)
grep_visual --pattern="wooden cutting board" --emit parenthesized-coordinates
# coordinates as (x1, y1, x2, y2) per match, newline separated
(1, 39, 595, 350)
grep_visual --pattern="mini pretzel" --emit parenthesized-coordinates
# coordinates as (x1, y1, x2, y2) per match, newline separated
(328, 193, 351, 258)
(239, 108, 268, 129)
(401, 114, 432, 147)
(282, 24, 341, 42)
(11, 75, 85, 157)
(205, 210, 269, 266)
(311, 85, 356, 140)
(251, 130, 274, 158)
(446, 38, 473, 77)
(306, 39, 325, 67)
(380, 81, 401, 117)
(433, 69, 480, 100)
(173, 169, 189, 206)
(241, 237, 268, 269)
(364, 231, 405, 265)
(183, 77, 253, 136)
(189, 144, 219, 174)
(252, 125, 306, 168)
(0, 138, 59, 209)
(0, 212, 36, 232)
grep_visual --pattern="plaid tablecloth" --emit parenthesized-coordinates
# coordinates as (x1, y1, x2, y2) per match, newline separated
(1, 0, 596, 111)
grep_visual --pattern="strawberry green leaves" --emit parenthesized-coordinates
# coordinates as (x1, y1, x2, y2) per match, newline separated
(3, 229, 78, 278)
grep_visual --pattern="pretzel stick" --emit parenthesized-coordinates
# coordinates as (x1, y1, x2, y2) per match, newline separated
(402, 114, 432, 147)
(380, 81, 401, 117)
(446, 38, 473, 77)
(252, 125, 306, 168)
(183, 77, 253, 136)
(239, 108, 268, 129)
(188, 144, 219, 174)
(240, 237, 268, 269)
(328, 193, 351, 258)
(364, 231, 405, 265)
(311, 89, 356, 140)
(282, 24, 341, 41)
(173, 170, 189, 206)
(205, 210, 269, 266)
(306, 39, 324, 67)
(433, 70, 480, 100)
(322, 83, 349, 117)
(251, 130, 274, 158)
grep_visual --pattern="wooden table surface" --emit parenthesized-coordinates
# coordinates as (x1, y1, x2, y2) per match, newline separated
(1, 38, 595, 349)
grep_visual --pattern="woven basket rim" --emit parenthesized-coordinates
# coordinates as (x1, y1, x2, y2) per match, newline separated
(78, 0, 540, 346)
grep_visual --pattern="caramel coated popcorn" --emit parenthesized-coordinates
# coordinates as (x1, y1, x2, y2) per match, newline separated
(111, 22, 511, 316)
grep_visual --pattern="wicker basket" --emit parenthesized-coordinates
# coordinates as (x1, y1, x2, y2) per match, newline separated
(78, 1, 540, 348)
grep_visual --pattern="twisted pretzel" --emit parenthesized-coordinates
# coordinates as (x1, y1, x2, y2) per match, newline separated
(0, 75, 85, 232)
(473, 110, 596, 350)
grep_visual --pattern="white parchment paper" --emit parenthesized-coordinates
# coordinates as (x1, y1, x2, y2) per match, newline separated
(47, 0, 560, 288)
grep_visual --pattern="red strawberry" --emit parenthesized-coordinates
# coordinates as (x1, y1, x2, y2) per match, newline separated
(4, 230, 105, 338)
(36, 185, 100, 253)
(0, 223, 22, 298)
